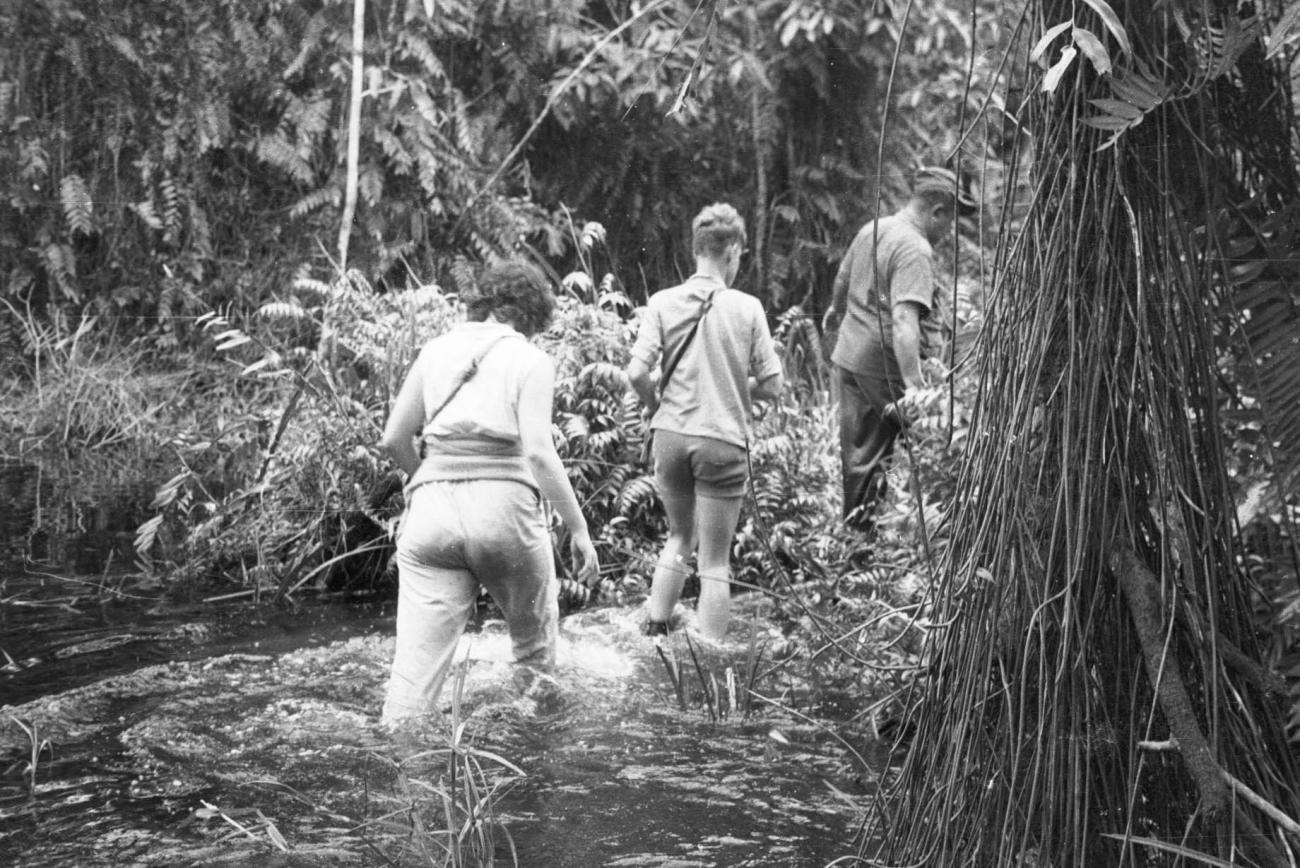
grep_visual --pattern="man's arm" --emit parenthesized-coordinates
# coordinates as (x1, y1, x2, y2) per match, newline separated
(822, 258, 853, 333)
(749, 371, 783, 403)
(891, 300, 926, 391)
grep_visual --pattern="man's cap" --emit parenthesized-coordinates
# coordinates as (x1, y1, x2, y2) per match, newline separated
(912, 166, 978, 215)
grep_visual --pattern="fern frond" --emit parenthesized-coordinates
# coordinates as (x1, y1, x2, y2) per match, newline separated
(409, 83, 451, 139)
(342, 270, 374, 298)
(60, 174, 95, 235)
(160, 175, 182, 237)
(374, 127, 414, 172)
(1080, 62, 1168, 149)
(593, 462, 633, 499)
(283, 11, 329, 80)
(258, 301, 310, 323)
(290, 186, 340, 219)
(0, 81, 14, 127)
(294, 96, 333, 149)
(617, 474, 659, 516)
(448, 258, 476, 297)
(40, 243, 78, 298)
(131, 200, 163, 230)
(561, 413, 591, 442)
(103, 32, 145, 70)
(201, 100, 232, 151)
(578, 361, 629, 395)
(358, 163, 385, 206)
(390, 283, 450, 313)
(189, 199, 213, 258)
(255, 134, 313, 184)
(450, 87, 477, 157)
(586, 430, 623, 454)
(397, 30, 446, 79)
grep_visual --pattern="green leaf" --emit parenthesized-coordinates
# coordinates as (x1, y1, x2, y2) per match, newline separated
(1030, 21, 1074, 67)
(1087, 98, 1143, 121)
(1109, 74, 1163, 110)
(1042, 46, 1077, 93)
(1081, 114, 1135, 131)
(1266, 2, 1300, 60)
(1072, 27, 1112, 75)
(240, 357, 278, 377)
(1080, 0, 1132, 56)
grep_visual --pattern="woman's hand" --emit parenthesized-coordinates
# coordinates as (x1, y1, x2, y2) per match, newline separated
(570, 531, 601, 587)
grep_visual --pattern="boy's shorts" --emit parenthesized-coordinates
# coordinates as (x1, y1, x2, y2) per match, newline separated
(652, 429, 748, 500)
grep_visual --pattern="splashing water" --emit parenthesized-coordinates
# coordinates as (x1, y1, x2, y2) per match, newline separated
(1, 597, 874, 867)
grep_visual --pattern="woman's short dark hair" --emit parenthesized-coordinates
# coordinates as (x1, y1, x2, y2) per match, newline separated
(692, 203, 746, 258)
(463, 261, 556, 337)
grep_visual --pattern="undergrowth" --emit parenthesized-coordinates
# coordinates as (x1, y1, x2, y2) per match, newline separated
(0, 300, 193, 455)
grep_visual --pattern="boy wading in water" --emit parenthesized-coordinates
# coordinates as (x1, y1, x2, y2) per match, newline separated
(627, 203, 784, 641)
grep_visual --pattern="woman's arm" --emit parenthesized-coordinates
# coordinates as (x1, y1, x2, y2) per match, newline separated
(518, 358, 600, 584)
(379, 360, 425, 476)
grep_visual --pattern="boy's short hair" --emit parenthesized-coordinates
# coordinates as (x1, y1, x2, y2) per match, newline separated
(463, 260, 556, 337)
(692, 203, 746, 258)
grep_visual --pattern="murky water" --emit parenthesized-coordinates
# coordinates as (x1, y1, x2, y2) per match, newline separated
(2, 605, 872, 866)
(1, 457, 874, 866)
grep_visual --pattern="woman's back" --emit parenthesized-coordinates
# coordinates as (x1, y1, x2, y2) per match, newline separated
(405, 320, 546, 491)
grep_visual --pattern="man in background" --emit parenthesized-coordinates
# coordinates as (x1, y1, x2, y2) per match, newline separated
(822, 166, 976, 532)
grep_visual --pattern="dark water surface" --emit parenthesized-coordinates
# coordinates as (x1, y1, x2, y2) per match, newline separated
(1, 457, 874, 866)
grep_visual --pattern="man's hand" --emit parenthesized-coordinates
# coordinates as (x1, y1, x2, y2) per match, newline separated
(821, 307, 842, 334)
(570, 532, 601, 588)
(885, 384, 933, 426)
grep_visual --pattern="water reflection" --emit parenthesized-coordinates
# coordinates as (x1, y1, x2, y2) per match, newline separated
(0, 456, 152, 575)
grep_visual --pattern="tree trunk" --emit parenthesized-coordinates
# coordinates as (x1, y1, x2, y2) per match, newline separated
(863, 2, 1300, 865)
(337, 0, 365, 272)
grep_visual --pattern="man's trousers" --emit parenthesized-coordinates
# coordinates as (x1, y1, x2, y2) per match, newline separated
(835, 365, 903, 531)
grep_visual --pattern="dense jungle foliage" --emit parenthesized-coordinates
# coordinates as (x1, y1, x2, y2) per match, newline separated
(0, 0, 1001, 596)
(3, 0, 1300, 865)
(0, 0, 1003, 320)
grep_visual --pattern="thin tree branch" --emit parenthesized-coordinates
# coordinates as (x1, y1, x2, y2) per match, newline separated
(452, 0, 671, 235)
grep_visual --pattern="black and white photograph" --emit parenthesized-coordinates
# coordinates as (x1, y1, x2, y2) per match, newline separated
(2, 1, 1299, 865)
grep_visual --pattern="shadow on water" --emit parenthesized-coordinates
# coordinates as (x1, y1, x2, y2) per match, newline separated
(1, 456, 881, 866)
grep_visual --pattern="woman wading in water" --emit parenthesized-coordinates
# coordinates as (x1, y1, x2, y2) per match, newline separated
(627, 204, 784, 641)
(379, 261, 600, 720)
